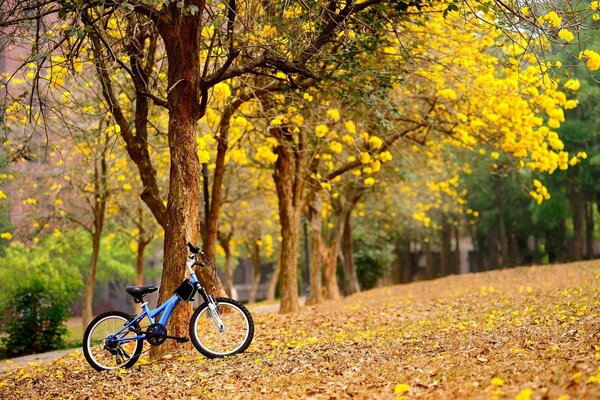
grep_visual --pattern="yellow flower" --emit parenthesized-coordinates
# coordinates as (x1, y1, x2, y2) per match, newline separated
(558, 29, 574, 42)
(326, 108, 340, 121)
(122, 183, 132, 191)
(344, 120, 356, 134)
(363, 177, 375, 186)
(329, 141, 343, 153)
(212, 82, 231, 102)
(0, 232, 13, 240)
(539, 11, 562, 28)
(564, 79, 580, 91)
(360, 152, 371, 164)
(580, 49, 600, 71)
(593, 1, 600, 11)
(368, 136, 383, 150)
(315, 124, 329, 138)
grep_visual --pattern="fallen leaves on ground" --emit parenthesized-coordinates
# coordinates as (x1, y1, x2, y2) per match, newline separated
(2, 261, 600, 399)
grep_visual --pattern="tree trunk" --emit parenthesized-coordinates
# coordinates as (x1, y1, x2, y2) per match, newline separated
(278, 208, 300, 313)
(341, 207, 360, 295)
(266, 246, 281, 302)
(494, 174, 511, 267)
(440, 217, 451, 276)
(248, 241, 262, 305)
(424, 239, 435, 278)
(219, 234, 234, 297)
(585, 201, 594, 260)
(272, 127, 306, 313)
(134, 238, 149, 315)
(567, 177, 585, 261)
(323, 243, 341, 300)
(454, 225, 461, 274)
(81, 229, 102, 328)
(81, 156, 107, 329)
(154, 10, 206, 355)
(305, 194, 323, 305)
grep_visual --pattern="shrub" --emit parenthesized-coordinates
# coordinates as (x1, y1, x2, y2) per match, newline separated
(1, 277, 74, 357)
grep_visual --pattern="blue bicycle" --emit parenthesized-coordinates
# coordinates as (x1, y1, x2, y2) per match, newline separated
(83, 243, 254, 371)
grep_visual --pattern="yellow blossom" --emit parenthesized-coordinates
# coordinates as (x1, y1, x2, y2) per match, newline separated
(564, 79, 580, 91)
(315, 124, 329, 138)
(0, 232, 13, 240)
(558, 29, 574, 42)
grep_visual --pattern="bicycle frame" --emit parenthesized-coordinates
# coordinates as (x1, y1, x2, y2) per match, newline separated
(106, 252, 222, 345)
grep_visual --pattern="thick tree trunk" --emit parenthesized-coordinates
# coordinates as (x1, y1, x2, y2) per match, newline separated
(341, 208, 360, 296)
(305, 194, 323, 305)
(154, 8, 206, 355)
(273, 139, 302, 313)
(278, 208, 301, 313)
(323, 243, 341, 300)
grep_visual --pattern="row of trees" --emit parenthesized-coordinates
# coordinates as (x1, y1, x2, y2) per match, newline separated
(0, 0, 598, 355)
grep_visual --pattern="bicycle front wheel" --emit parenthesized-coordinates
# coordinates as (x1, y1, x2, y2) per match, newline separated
(83, 311, 143, 371)
(189, 298, 254, 358)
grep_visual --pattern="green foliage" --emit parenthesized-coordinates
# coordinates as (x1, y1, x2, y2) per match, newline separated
(1, 276, 76, 357)
(352, 223, 393, 290)
(0, 241, 82, 358)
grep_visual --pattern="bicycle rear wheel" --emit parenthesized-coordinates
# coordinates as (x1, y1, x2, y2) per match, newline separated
(189, 298, 254, 358)
(83, 311, 143, 371)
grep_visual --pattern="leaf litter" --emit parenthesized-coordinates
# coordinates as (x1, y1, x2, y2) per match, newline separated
(2, 260, 600, 399)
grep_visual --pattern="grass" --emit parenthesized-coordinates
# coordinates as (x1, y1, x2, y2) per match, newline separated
(2, 260, 600, 399)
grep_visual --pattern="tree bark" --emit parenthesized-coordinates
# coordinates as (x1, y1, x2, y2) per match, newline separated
(153, 7, 206, 355)
(273, 132, 304, 313)
(305, 194, 323, 305)
(494, 174, 511, 267)
(81, 156, 107, 329)
(218, 232, 235, 297)
(440, 217, 451, 276)
(424, 239, 435, 278)
(567, 176, 585, 261)
(585, 201, 595, 260)
(248, 241, 262, 305)
(266, 246, 281, 303)
(81, 227, 102, 328)
(341, 209, 360, 295)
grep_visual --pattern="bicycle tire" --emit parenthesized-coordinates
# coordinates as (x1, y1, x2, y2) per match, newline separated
(83, 311, 143, 371)
(189, 298, 254, 358)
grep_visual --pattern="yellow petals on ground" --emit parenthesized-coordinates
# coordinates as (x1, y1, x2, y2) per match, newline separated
(394, 384, 411, 394)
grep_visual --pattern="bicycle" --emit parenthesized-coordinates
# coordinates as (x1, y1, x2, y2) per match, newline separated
(83, 243, 254, 371)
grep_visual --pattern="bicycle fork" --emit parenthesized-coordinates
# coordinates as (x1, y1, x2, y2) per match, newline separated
(207, 298, 226, 333)
(195, 283, 226, 333)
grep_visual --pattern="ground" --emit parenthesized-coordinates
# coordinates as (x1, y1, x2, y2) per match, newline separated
(2, 261, 600, 399)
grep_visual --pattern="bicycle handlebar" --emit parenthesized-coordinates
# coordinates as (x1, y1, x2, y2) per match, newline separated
(187, 242, 205, 257)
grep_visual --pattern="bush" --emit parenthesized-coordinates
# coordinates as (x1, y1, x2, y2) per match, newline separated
(0, 242, 82, 358)
(1, 277, 73, 357)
